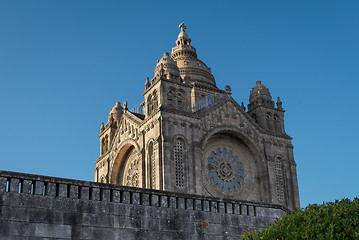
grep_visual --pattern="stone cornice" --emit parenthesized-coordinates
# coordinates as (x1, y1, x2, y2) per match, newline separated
(248, 104, 285, 114)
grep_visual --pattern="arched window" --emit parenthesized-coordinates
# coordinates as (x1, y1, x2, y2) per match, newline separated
(148, 142, 156, 188)
(153, 90, 158, 110)
(273, 115, 281, 132)
(174, 139, 184, 188)
(177, 92, 182, 108)
(177, 91, 185, 109)
(101, 138, 106, 155)
(174, 139, 185, 188)
(168, 89, 174, 107)
(275, 157, 285, 202)
(147, 94, 153, 115)
(101, 135, 108, 155)
(266, 113, 272, 131)
(105, 136, 109, 153)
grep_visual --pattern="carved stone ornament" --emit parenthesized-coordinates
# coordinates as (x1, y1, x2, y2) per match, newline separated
(123, 150, 140, 187)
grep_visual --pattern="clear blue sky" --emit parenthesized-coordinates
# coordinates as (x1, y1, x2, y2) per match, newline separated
(0, 1, 358, 208)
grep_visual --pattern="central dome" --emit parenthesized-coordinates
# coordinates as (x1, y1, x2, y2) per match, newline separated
(170, 23, 216, 88)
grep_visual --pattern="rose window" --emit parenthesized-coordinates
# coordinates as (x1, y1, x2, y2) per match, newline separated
(206, 148, 244, 194)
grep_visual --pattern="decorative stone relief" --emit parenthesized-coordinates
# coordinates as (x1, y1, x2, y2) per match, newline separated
(148, 141, 157, 189)
(275, 158, 284, 202)
(124, 150, 140, 187)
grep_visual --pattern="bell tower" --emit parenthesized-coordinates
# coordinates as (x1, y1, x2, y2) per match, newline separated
(247, 80, 285, 134)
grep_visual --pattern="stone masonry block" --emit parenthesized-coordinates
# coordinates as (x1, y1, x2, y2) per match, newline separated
(219, 202, 225, 213)
(1, 221, 36, 237)
(35, 223, 71, 238)
(92, 227, 120, 239)
(186, 198, 194, 210)
(233, 203, 240, 215)
(69, 185, 79, 199)
(132, 192, 140, 205)
(34, 181, 44, 195)
(91, 188, 100, 201)
(271, 208, 286, 218)
(58, 183, 68, 197)
(141, 217, 160, 231)
(169, 196, 176, 208)
(248, 205, 255, 216)
(113, 190, 121, 202)
(21, 180, 32, 194)
(150, 194, 159, 207)
(141, 193, 149, 206)
(118, 216, 141, 229)
(81, 186, 90, 200)
(204, 223, 223, 235)
(1, 206, 28, 221)
(203, 200, 210, 212)
(195, 199, 202, 210)
(102, 189, 111, 202)
(122, 191, 130, 204)
(178, 197, 185, 209)
(241, 205, 248, 215)
(46, 182, 55, 197)
(211, 201, 218, 213)
(160, 195, 168, 207)
(9, 178, 20, 193)
(255, 206, 269, 217)
(0, 177, 6, 192)
(68, 225, 93, 240)
(226, 203, 233, 214)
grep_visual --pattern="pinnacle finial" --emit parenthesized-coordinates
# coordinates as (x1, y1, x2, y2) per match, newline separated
(145, 77, 151, 89)
(276, 97, 283, 109)
(179, 22, 186, 32)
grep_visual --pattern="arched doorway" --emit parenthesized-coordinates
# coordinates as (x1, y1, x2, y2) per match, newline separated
(110, 142, 142, 188)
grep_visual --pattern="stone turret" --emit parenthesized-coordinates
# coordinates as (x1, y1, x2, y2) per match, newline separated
(247, 81, 286, 133)
(154, 52, 181, 82)
(248, 80, 275, 111)
(108, 102, 122, 123)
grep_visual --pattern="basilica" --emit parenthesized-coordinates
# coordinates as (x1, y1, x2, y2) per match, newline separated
(95, 23, 300, 211)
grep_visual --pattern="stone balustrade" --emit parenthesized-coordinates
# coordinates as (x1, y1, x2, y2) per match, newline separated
(0, 170, 288, 239)
(0, 170, 288, 216)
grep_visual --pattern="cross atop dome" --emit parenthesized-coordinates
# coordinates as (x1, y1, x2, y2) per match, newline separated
(179, 22, 186, 32)
(175, 22, 191, 47)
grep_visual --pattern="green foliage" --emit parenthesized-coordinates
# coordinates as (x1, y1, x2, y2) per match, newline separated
(241, 198, 359, 240)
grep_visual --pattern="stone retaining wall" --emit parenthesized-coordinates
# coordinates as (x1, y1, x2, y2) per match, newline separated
(0, 170, 287, 239)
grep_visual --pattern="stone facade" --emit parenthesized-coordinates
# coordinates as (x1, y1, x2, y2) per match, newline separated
(95, 23, 300, 212)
